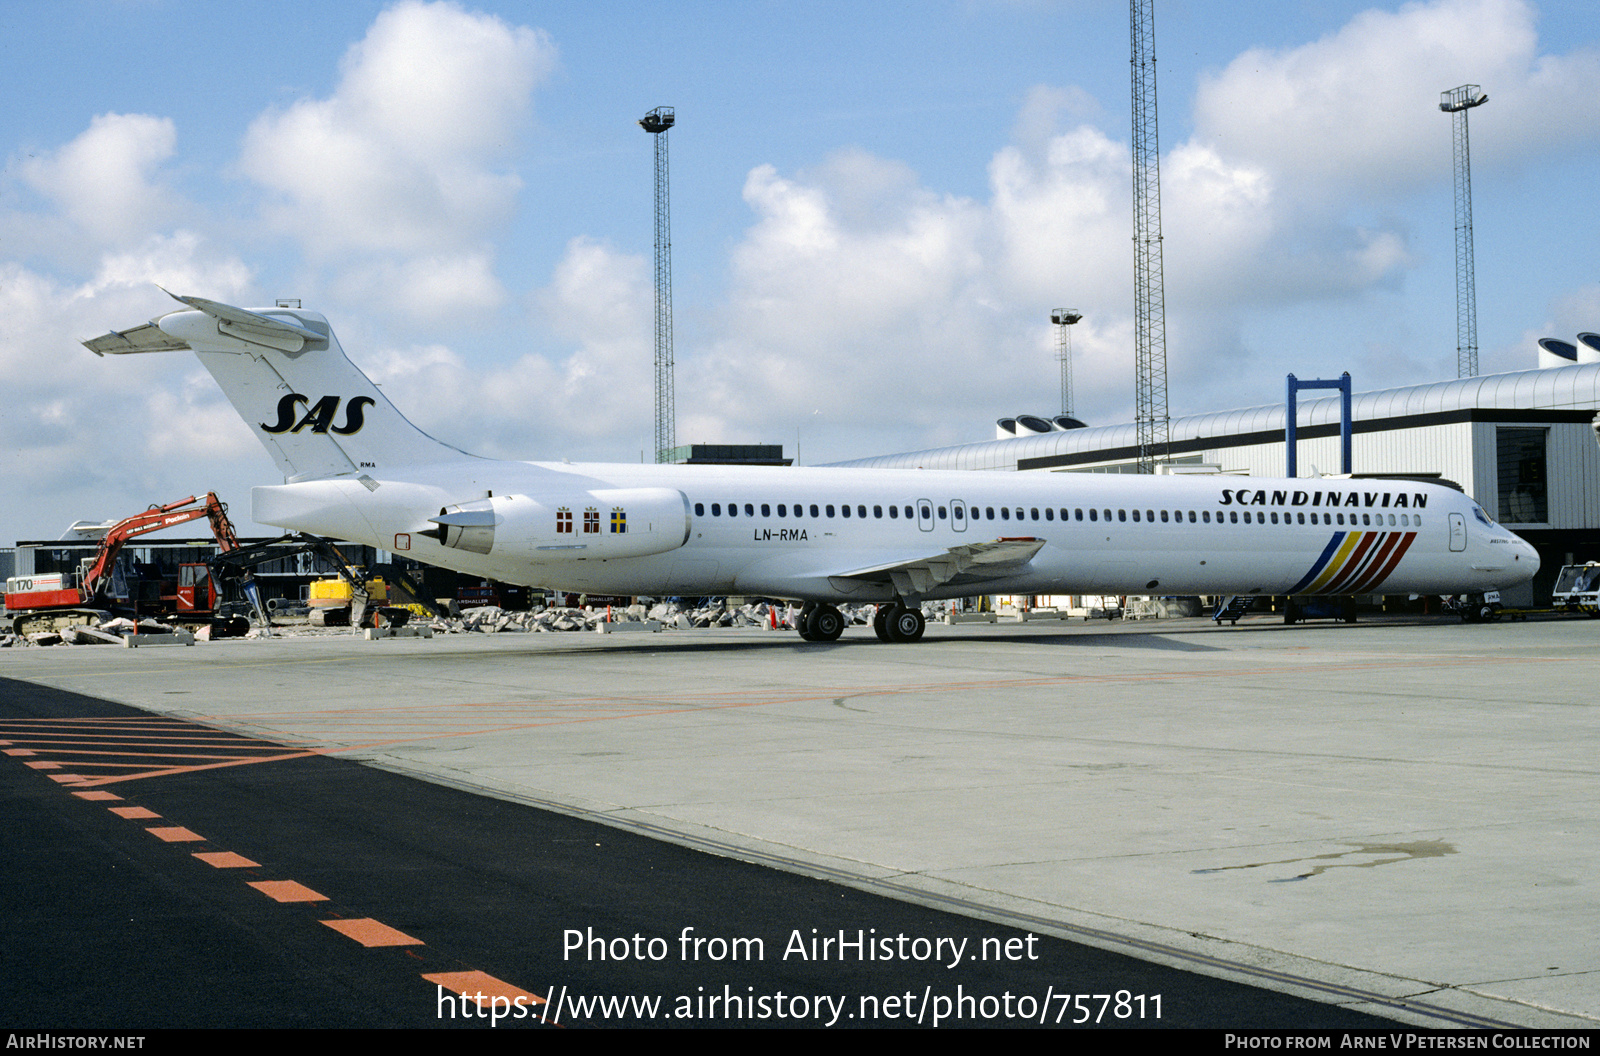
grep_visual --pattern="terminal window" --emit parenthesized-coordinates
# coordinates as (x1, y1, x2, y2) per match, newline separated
(1496, 427, 1548, 524)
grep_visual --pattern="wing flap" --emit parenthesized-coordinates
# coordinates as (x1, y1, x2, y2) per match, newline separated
(830, 538, 1046, 595)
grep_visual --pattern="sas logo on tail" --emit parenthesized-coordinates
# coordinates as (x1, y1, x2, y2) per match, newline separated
(260, 394, 375, 435)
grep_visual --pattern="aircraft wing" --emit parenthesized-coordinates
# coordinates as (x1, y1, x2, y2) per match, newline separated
(830, 538, 1046, 596)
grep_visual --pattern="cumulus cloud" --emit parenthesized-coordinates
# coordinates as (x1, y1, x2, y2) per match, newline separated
(21, 112, 180, 246)
(351, 237, 653, 460)
(677, 0, 1599, 455)
(239, 0, 556, 260)
(0, 238, 260, 537)
(1192, 0, 1600, 198)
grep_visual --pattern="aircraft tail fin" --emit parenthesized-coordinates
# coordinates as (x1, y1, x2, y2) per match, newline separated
(85, 290, 476, 481)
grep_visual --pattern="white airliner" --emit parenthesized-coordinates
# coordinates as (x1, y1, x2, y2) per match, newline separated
(86, 292, 1538, 641)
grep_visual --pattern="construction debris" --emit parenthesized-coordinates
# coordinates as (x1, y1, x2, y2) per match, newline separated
(1, 599, 934, 646)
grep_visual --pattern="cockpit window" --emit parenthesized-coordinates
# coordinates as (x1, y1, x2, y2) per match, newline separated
(1472, 503, 1497, 528)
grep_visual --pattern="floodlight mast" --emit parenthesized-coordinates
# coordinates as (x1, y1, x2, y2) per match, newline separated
(639, 106, 676, 462)
(1131, 0, 1170, 473)
(1051, 309, 1083, 417)
(1440, 84, 1487, 379)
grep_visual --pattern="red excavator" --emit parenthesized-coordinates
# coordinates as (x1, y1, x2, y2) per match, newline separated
(5, 493, 245, 636)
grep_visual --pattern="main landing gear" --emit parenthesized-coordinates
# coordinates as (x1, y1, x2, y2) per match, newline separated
(794, 601, 927, 642)
(872, 602, 925, 643)
(796, 601, 846, 642)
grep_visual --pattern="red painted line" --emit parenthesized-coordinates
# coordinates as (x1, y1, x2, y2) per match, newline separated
(193, 851, 261, 869)
(24, 761, 61, 770)
(110, 806, 161, 819)
(48, 774, 88, 784)
(17, 748, 291, 761)
(4, 748, 37, 756)
(321, 918, 424, 947)
(422, 970, 543, 1008)
(71, 790, 122, 801)
(146, 826, 205, 843)
(248, 880, 328, 903)
(65, 749, 322, 787)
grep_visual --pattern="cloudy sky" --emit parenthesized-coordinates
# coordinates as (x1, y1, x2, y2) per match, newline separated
(2, 0, 1597, 544)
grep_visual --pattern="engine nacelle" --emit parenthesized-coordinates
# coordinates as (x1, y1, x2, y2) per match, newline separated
(424, 488, 690, 560)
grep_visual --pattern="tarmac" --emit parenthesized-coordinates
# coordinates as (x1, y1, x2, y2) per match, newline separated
(5, 613, 1597, 1029)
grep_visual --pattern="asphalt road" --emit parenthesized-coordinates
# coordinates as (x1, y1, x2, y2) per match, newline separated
(0, 675, 1405, 1030)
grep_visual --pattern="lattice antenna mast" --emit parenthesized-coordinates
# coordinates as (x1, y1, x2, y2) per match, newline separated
(1051, 309, 1082, 416)
(1130, 1, 1170, 473)
(1440, 85, 1487, 379)
(639, 106, 676, 462)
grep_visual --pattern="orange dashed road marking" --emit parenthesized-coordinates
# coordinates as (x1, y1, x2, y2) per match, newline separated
(194, 851, 260, 869)
(110, 806, 161, 819)
(25, 761, 61, 769)
(422, 970, 543, 1008)
(48, 774, 87, 784)
(5, 748, 37, 756)
(71, 790, 121, 801)
(322, 918, 424, 947)
(146, 826, 205, 842)
(249, 880, 328, 903)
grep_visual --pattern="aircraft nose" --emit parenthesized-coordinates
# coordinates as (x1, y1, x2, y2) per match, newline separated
(1511, 535, 1540, 580)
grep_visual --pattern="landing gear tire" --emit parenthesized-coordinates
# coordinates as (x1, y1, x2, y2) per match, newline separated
(806, 604, 845, 642)
(797, 602, 819, 641)
(873, 605, 894, 642)
(888, 605, 925, 642)
(872, 603, 926, 642)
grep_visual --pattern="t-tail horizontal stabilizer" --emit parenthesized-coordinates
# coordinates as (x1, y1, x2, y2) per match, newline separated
(83, 288, 477, 482)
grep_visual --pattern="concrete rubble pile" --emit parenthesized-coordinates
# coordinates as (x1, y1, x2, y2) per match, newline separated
(3, 616, 191, 648)
(427, 600, 891, 635)
(2, 599, 938, 645)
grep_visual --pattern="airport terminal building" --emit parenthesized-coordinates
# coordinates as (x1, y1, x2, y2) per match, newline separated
(835, 361, 1600, 606)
